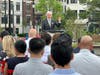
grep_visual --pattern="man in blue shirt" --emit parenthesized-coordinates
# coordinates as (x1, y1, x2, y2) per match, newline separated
(49, 33, 81, 75)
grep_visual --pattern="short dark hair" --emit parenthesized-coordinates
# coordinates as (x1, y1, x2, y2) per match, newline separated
(29, 38, 45, 54)
(41, 33, 51, 45)
(14, 40, 26, 53)
(51, 33, 73, 67)
(0, 30, 10, 38)
(57, 33, 72, 46)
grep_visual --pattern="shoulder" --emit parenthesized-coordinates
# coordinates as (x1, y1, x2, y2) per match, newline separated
(74, 72, 82, 75)
(13, 62, 28, 75)
(7, 57, 16, 62)
(41, 63, 53, 72)
(43, 63, 53, 69)
(14, 61, 28, 71)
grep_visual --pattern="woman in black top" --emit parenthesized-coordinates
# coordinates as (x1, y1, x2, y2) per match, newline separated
(4, 40, 29, 75)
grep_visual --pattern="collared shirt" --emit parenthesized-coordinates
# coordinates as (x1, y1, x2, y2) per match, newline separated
(49, 68, 81, 75)
(47, 19, 51, 27)
(13, 58, 53, 75)
(41, 45, 51, 63)
(25, 38, 32, 57)
(71, 49, 100, 75)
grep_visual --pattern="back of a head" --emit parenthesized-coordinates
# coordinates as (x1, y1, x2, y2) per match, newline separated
(15, 40, 26, 54)
(51, 38, 73, 67)
(28, 28, 37, 38)
(29, 38, 45, 54)
(80, 35, 93, 48)
(2, 35, 15, 57)
(41, 32, 51, 45)
(57, 33, 72, 46)
(0, 30, 10, 39)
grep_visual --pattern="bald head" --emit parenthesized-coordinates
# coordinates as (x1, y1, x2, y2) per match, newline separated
(80, 35, 93, 49)
(28, 28, 37, 38)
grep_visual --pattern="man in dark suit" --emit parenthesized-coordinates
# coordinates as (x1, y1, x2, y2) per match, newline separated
(42, 11, 61, 31)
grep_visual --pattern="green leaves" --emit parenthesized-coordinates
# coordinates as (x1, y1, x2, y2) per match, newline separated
(35, 0, 63, 19)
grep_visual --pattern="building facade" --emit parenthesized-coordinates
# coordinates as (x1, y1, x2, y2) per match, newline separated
(0, 0, 23, 34)
(59, 0, 88, 24)
(0, 0, 88, 34)
(22, 0, 33, 33)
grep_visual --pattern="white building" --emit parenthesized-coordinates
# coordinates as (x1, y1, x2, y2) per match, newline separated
(1, 0, 23, 34)
(59, 0, 88, 24)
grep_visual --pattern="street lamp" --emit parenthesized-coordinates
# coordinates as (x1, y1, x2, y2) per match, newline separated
(8, 0, 11, 34)
(32, 0, 35, 28)
(4, 0, 7, 29)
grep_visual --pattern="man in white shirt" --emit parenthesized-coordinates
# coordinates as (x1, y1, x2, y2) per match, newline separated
(71, 35, 100, 75)
(42, 11, 61, 31)
(41, 33, 52, 63)
(25, 28, 37, 57)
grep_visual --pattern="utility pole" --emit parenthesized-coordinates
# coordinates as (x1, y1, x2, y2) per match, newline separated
(32, 0, 35, 28)
(13, 4, 15, 35)
(4, 0, 7, 29)
(8, 0, 11, 34)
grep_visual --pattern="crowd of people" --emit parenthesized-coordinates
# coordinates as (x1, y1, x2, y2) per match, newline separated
(0, 27, 100, 75)
(0, 11, 100, 75)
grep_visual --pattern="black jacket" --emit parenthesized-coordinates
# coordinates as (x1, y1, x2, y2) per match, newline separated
(42, 19, 60, 31)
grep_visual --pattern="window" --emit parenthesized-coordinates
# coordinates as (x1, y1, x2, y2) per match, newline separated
(72, 10, 77, 19)
(71, 0, 77, 3)
(10, 15, 13, 24)
(16, 15, 20, 24)
(1, 15, 8, 24)
(26, 16, 31, 25)
(66, 0, 69, 4)
(16, 2, 20, 11)
(26, 3, 30, 10)
(16, 28, 19, 34)
(79, 10, 87, 19)
(10, 1, 14, 10)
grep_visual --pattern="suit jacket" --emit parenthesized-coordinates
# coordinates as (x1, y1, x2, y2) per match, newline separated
(42, 19, 60, 31)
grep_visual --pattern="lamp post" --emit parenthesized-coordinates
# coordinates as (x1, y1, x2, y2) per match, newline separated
(8, 0, 11, 34)
(4, 0, 7, 29)
(32, 0, 35, 28)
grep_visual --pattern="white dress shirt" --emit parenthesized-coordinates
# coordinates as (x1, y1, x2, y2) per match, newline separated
(71, 49, 100, 75)
(25, 38, 32, 57)
(41, 45, 51, 63)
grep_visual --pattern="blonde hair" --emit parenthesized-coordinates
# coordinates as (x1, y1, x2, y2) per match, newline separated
(2, 35, 15, 57)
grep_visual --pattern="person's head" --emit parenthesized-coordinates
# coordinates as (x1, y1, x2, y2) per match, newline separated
(41, 32, 51, 45)
(29, 38, 45, 57)
(80, 35, 93, 50)
(28, 28, 37, 38)
(57, 33, 72, 46)
(2, 35, 15, 57)
(51, 35, 73, 67)
(14, 40, 26, 55)
(0, 30, 10, 41)
(46, 11, 52, 19)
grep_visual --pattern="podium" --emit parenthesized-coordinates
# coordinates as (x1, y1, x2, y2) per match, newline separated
(42, 30, 65, 37)
(42, 30, 65, 33)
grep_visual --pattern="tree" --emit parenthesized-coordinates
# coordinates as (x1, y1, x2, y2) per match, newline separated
(35, 0, 63, 20)
(63, 9, 82, 39)
(79, 0, 100, 34)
